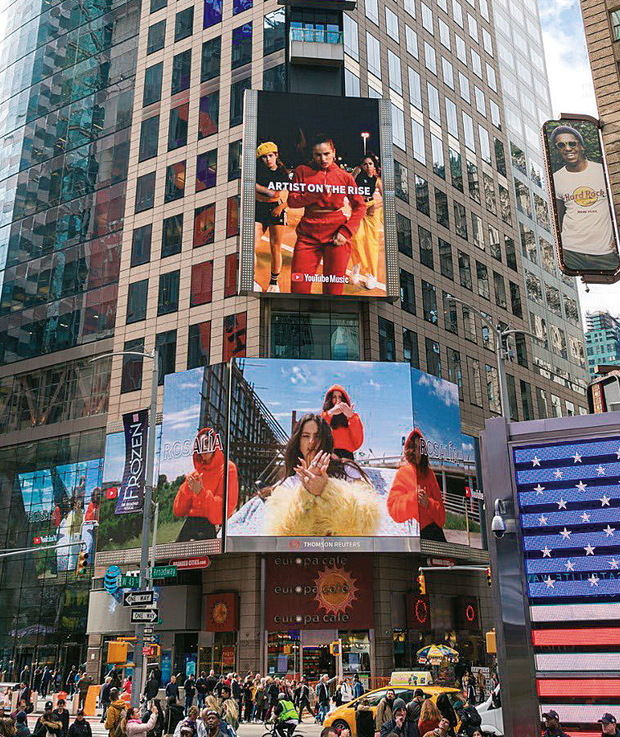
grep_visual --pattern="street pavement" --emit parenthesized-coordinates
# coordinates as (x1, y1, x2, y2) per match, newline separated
(80, 717, 323, 737)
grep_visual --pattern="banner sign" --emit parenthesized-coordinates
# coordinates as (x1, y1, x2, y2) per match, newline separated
(115, 409, 149, 514)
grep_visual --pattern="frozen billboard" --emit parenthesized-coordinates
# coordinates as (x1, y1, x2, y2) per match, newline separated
(240, 91, 398, 298)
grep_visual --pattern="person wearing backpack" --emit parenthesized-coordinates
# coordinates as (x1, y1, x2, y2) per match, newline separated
(105, 689, 127, 737)
(456, 697, 481, 737)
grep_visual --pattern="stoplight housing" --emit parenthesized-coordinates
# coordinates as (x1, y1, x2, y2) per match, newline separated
(485, 629, 496, 654)
(486, 567, 492, 587)
(329, 641, 341, 656)
(417, 571, 427, 595)
(77, 550, 89, 575)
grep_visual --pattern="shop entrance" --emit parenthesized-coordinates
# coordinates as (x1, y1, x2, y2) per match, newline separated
(301, 644, 334, 681)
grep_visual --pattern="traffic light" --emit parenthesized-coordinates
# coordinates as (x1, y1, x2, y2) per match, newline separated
(485, 629, 496, 654)
(329, 641, 341, 656)
(417, 571, 427, 595)
(107, 641, 129, 664)
(486, 567, 492, 587)
(77, 550, 89, 575)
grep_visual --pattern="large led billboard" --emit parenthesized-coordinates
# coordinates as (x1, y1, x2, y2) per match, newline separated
(542, 116, 620, 277)
(240, 91, 398, 298)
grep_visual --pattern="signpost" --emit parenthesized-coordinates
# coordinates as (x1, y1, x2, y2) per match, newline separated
(131, 608, 158, 624)
(120, 575, 140, 588)
(123, 590, 155, 607)
(152, 565, 177, 579)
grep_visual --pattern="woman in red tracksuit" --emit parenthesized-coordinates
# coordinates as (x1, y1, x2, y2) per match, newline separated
(387, 428, 446, 541)
(173, 427, 239, 541)
(321, 384, 364, 460)
(287, 137, 366, 295)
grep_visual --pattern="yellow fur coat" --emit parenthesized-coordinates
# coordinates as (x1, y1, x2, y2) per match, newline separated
(264, 477, 381, 536)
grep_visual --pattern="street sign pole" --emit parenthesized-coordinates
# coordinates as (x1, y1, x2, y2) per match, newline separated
(132, 349, 158, 708)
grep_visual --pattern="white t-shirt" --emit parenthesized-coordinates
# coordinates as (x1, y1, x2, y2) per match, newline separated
(553, 160, 615, 255)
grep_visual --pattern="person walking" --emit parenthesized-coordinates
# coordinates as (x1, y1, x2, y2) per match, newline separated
(40, 669, 52, 698)
(205, 673, 217, 697)
(166, 678, 180, 703)
(316, 676, 332, 725)
(104, 688, 126, 737)
(99, 678, 113, 723)
(184, 676, 196, 715)
(356, 699, 374, 737)
(14, 712, 29, 737)
(164, 698, 185, 737)
(67, 711, 91, 737)
(195, 675, 207, 712)
(144, 673, 160, 708)
(33, 703, 62, 737)
(375, 690, 397, 737)
(352, 676, 364, 700)
(51, 700, 69, 737)
(77, 674, 92, 712)
(295, 679, 312, 723)
(19, 667, 30, 689)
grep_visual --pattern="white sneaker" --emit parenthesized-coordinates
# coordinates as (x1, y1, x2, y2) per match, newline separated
(365, 273, 377, 289)
(266, 283, 280, 293)
(350, 264, 362, 285)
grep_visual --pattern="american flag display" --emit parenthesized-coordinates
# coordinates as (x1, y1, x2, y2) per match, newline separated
(514, 435, 620, 735)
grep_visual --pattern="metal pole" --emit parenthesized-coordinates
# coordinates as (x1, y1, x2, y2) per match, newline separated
(495, 326, 511, 420)
(131, 349, 158, 709)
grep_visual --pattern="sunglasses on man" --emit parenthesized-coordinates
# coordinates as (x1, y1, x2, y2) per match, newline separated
(555, 140, 579, 150)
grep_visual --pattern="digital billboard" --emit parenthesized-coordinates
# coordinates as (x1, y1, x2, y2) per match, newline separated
(16, 458, 103, 577)
(240, 91, 398, 298)
(542, 116, 620, 277)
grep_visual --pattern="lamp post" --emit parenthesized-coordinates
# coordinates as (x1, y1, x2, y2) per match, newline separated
(91, 349, 158, 708)
(445, 295, 538, 418)
(361, 132, 370, 155)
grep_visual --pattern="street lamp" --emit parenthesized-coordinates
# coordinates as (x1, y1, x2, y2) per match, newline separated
(360, 132, 370, 155)
(445, 295, 538, 418)
(90, 349, 158, 708)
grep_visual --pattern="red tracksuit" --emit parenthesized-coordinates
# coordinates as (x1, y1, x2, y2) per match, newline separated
(287, 163, 366, 295)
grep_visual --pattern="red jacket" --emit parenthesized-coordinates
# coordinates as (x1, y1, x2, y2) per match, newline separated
(287, 163, 366, 240)
(321, 384, 364, 453)
(173, 429, 239, 524)
(387, 430, 446, 530)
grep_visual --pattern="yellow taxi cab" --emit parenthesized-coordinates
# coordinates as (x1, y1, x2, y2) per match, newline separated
(322, 678, 462, 736)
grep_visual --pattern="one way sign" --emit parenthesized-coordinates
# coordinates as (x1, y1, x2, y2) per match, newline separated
(130, 608, 158, 624)
(123, 590, 154, 607)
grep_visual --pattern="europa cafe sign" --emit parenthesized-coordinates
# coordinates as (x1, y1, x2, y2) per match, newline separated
(265, 555, 373, 630)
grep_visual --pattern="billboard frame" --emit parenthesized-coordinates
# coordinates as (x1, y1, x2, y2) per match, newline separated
(540, 112, 620, 281)
(239, 90, 399, 299)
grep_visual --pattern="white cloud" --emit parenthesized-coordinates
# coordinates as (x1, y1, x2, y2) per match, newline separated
(163, 405, 200, 432)
(417, 373, 459, 407)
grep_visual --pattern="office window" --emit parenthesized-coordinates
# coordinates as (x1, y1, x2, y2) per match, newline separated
(412, 120, 425, 164)
(467, 357, 482, 406)
(264, 8, 285, 54)
(409, 68, 422, 109)
(147, 20, 166, 54)
(494, 138, 506, 176)
(366, 0, 379, 23)
(190, 261, 214, 306)
(521, 380, 534, 421)
(392, 105, 406, 150)
(431, 135, 445, 179)
(156, 330, 177, 385)
(135, 172, 156, 212)
(143, 63, 163, 106)
(442, 57, 454, 88)
(233, 0, 252, 13)
(343, 13, 359, 59)
(158, 271, 180, 315)
(415, 175, 429, 216)
(171, 49, 191, 94)
(422, 280, 438, 324)
(126, 280, 148, 324)
(424, 42, 437, 73)
(443, 291, 458, 334)
(455, 34, 466, 60)
(419, 225, 434, 268)
(264, 63, 285, 90)
(471, 213, 484, 250)
(199, 92, 219, 139)
(611, 9, 620, 40)
(395, 160, 409, 202)
(435, 188, 449, 228)
(397, 213, 412, 256)
(425, 338, 442, 377)
(439, 239, 453, 279)
(379, 317, 396, 361)
(505, 237, 517, 271)
(494, 271, 507, 309)
(458, 72, 470, 102)
(367, 33, 381, 77)
(454, 201, 467, 239)
(486, 364, 501, 414)
(139, 116, 159, 161)
(164, 161, 186, 203)
(224, 253, 238, 297)
(223, 313, 247, 360)
(449, 149, 462, 192)
(201, 37, 221, 80)
(455, 254, 474, 297)
(131, 225, 152, 267)
(152, 0, 166, 12)
(452, 0, 463, 25)
(203, 0, 222, 28)
(510, 281, 522, 318)
(546, 285, 562, 316)
(463, 306, 476, 342)
(447, 348, 462, 395)
(230, 78, 251, 126)
(421, 2, 433, 32)
(168, 103, 189, 150)
(499, 185, 512, 224)
(479, 126, 491, 163)
(462, 112, 475, 151)
(427, 83, 441, 123)
(388, 51, 402, 94)
(404, 0, 415, 17)
(228, 140, 242, 180)
(344, 69, 360, 97)
(400, 269, 416, 313)
(406, 26, 419, 57)
(232, 22, 252, 67)
(194, 204, 216, 247)
(476, 261, 489, 299)
(446, 98, 458, 137)
(187, 322, 211, 369)
(403, 329, 420, 368)
(161, 214, 183, 257)
(196, 150, 217, 191)
(121, 338, 144, 394)
(386, 7, 399, 39)
(175, 7, 194, 41)
(439, 19, 451, 49)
